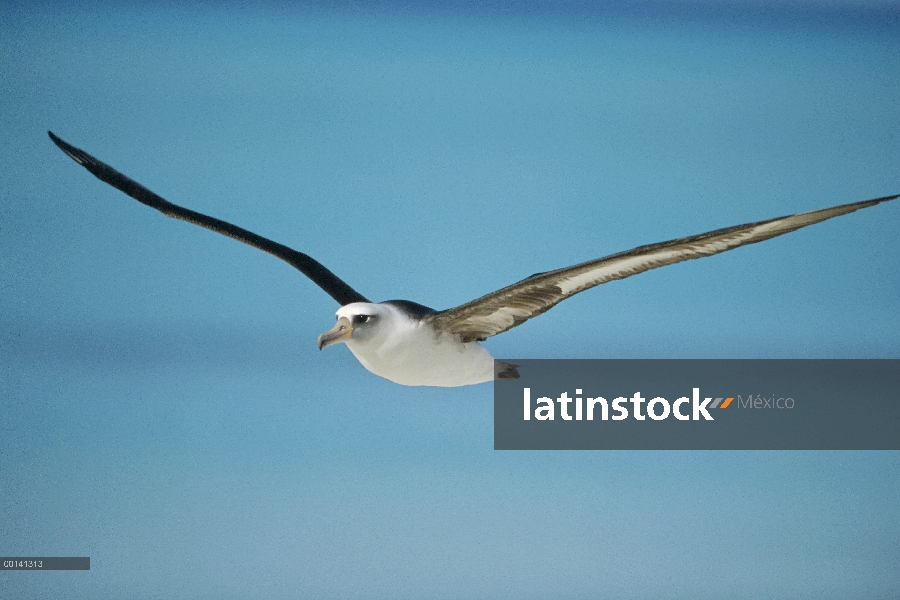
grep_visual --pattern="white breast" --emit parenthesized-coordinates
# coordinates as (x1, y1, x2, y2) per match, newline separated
(344, 305, 495, 387)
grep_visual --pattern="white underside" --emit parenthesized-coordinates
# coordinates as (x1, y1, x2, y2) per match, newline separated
(344, 310, 496, 387)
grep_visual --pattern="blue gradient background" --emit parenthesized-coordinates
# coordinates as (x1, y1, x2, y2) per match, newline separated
(2, 1, 899, 598)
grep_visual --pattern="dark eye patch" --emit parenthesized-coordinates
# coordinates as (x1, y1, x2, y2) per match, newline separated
(353, 314, 372, 325)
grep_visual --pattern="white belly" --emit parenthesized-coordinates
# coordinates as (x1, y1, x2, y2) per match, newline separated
(345, 324, 495, 387)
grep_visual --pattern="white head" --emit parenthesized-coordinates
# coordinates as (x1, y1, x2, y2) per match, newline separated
(317, 302, 392, 351)
(316, 300, 498, 386)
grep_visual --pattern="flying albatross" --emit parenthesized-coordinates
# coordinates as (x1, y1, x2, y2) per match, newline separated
(48, 131, 897, 387)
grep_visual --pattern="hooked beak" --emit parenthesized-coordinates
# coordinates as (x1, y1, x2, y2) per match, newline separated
(317, 316, 353, 350)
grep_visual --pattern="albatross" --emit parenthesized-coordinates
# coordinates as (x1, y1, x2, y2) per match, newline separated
(48, 131, 897, 387)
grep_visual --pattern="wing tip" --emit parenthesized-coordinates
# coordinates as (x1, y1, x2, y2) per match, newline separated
(854, 192, 899, 210)
(835, 192, 900, 217)
(47, 130, 88, 166)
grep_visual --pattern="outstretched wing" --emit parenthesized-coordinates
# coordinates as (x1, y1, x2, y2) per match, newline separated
(48, 131, 368, 306)
(425, 194, 898, 342)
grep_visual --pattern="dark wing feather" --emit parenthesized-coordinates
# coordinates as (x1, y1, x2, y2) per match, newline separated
(48, 131, 368, 306)
(425, 194, 898, 342)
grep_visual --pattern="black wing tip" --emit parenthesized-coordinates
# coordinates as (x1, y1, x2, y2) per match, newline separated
(834, 192, 900, 216)
(851, 192, 899, 206)
(47, 130, 64, 149)
(47, 130, 89, 166)
(47, 130, 67, 150)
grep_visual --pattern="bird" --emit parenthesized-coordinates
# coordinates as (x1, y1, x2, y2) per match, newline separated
(48, 131, 897, 387)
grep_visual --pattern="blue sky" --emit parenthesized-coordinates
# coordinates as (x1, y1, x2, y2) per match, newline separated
(2, 1, 899, 598)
